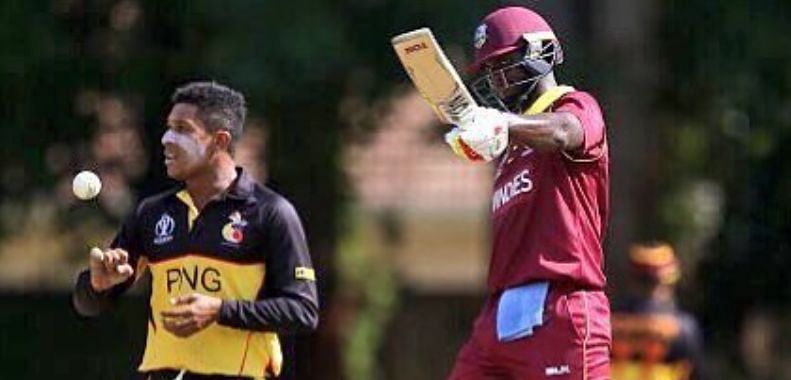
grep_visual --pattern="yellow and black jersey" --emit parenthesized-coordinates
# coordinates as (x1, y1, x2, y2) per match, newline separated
(611, 298, 704, 380)
(74, 168, 318, 379)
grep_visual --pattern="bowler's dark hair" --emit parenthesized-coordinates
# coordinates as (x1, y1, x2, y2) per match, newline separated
(171, 81, 247, 144)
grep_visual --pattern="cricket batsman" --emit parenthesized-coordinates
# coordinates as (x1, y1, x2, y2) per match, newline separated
(445, 6, 611, 379)
(73, 81, 318, 379)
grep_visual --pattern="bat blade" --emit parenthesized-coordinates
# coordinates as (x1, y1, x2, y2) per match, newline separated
(391, 28, 477, 125)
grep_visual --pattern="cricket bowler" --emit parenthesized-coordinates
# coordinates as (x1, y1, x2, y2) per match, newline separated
(73, 81, 318, 380)
(444, 6, 611, 379)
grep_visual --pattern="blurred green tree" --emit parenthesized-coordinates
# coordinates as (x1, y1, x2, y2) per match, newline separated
(657, 0, 791, 374)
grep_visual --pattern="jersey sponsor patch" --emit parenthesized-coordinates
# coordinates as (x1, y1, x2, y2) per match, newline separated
(295, 267, 316, 281)
(221, 211, 247, 245)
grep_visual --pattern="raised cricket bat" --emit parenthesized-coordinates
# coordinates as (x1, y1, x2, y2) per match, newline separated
(391, 28, 477, 125)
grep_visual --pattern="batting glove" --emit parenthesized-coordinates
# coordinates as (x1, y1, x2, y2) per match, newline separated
(445, 107, 510, 162)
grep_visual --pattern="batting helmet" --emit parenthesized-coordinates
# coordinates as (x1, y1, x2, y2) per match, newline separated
(468, 7, 564, 113)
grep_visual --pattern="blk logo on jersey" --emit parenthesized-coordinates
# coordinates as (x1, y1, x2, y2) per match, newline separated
(221, 211, 247, 245)
(492, 169, 534, 213)
(545, 365, 571, 376)
(153, 213, 175, 245)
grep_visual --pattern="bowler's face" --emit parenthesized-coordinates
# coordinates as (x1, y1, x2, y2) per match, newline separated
(162, 103, 213, 181)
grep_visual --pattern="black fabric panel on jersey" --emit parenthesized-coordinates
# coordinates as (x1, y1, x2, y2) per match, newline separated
(219, 197, 319, 332)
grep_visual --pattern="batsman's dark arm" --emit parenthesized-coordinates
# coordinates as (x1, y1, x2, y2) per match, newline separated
(508, 111, 583, 152)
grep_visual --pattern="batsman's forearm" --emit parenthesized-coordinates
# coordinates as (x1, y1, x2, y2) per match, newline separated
(218, 296, 319, 333)
(508, 112, 583, 152)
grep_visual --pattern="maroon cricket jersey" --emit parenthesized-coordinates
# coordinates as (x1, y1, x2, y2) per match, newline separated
(488, 90, 609, 293)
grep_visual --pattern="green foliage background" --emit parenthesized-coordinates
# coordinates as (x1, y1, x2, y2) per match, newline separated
(0, 0, 789, 379)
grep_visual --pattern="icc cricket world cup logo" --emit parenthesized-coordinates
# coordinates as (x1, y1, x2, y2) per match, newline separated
(221, 211, 247, 244)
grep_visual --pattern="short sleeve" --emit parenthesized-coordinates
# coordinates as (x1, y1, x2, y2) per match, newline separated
(554, 92, 607, 162)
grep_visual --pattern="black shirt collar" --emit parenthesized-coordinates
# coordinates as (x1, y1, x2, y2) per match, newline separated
(225, 167, 256, 201)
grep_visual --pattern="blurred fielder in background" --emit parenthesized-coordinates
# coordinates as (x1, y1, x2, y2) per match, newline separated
(73, 81, 318, 380)
(611, 243, 705, 380)
(444, 6, 611, 379)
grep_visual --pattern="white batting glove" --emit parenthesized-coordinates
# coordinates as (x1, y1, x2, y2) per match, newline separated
(445, 107, 510, 162)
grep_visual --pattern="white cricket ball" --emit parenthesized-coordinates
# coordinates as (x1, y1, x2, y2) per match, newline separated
(72, 170, 102, 200)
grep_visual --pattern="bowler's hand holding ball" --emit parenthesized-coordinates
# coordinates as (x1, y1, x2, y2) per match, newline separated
(89, 247, 134, 291)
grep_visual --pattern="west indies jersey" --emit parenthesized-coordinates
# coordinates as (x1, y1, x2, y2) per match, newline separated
(73, 168, 318, 379)
(488, 88, 609, 293)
